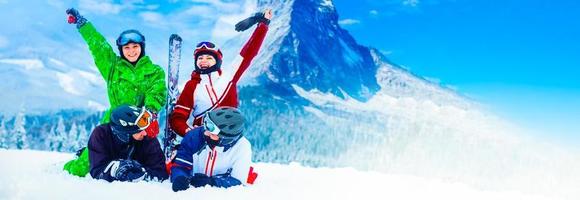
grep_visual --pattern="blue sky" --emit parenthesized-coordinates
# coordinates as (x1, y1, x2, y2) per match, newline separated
(333, 0, 580, 142)
(0, 0, 578, 142)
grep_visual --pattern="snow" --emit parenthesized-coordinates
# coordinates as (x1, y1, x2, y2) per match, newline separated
(291, 82, 580, 199)
(0, 149, 552, 200)
(320, 0, 334, 8)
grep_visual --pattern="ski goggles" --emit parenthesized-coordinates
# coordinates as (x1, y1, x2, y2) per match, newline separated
(196, 41, 217, 51)
(203, 112, 221, 136)
(135, 107, 152, 130)
(117, 31, 145, 46)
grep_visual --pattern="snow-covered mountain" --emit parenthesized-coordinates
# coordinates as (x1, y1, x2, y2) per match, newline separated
(221, 0, 580, 198)
(223, 0, 477, 166)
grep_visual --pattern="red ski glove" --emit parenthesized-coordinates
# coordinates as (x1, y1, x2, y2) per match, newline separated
(247, 166, 258, 184)
(145, 120, 160, 138)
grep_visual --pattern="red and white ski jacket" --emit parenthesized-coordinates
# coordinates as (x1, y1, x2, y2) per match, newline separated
(169, 22, 269, 136)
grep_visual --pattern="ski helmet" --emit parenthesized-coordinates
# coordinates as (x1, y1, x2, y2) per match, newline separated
(116, 29, 146, 61)
(110, 105, 148, 143)
(194, 41, 223, 74)
(203, 106, 245, 147)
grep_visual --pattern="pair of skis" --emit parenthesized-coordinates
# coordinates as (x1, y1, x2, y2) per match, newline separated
(163, 34, 182, 163)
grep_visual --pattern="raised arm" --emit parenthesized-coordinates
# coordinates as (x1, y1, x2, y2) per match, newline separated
(231, 9, 272, 83)
(67, 8, 117, 81)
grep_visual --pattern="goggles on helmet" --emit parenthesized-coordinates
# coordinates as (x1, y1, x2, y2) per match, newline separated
(203, 112, 221, 136)
(134, 107, 152, 130)
(196, 41, 217, 51)
(117, 31, 145, 46)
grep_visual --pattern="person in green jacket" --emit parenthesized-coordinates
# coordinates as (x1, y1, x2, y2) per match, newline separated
(62, 8, 167, 177)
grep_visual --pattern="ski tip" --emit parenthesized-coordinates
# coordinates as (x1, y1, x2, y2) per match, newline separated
(170, 34, 182, 42)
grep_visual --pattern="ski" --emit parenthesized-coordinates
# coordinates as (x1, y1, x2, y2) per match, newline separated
(164, 34, 182, 162)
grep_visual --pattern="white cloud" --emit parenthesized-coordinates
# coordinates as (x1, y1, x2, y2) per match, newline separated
(78, 0, 147, 15)
(369, 10, 379, 15)
(139, 11, 166, 27)
(210, 0, 257, 44)
(48, 58, 67, 68)
(79, 0, 123, 15)
(338, 19, 361, 26)
(146, 4, 160, 10)
(88, 100, 107, 111)
(77, 70, 103, 86)
(182, 5, 217, 19)
(56, 72, 82, 96)
(0, 35, 8, 48)
(402, 0, 420, 7)
(0, 59, 44, 70)
(191, 0, 240, 13)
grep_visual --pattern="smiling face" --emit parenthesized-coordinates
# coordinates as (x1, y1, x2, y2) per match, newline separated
(196, 54, 216, 69)
(122, 43, 142, 62)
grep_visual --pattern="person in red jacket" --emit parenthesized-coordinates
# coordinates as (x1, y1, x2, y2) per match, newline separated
(169, 9, 273, 137)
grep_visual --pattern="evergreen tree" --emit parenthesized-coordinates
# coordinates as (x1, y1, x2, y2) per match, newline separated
(0, 118, 7, 149)
(46, 125, 57, 151)
(53, 117, 67, 152)
(65, 123, 78, 152)
(77, 124, 89, 150)
(12, 111, 28, 149)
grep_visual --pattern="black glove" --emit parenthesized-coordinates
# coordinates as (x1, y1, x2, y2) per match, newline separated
(66, 8, 87, 28)
(121, 168, 147, 182)
(190, 173, 213, 188)
(234, 12, 270, 32)
(114, 159, 146, 182)
(172, 176, 190, 192)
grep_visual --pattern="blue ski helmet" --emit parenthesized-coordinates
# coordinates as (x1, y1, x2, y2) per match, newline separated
(116, 30, 146, 60)
(110, 105, 145, 143)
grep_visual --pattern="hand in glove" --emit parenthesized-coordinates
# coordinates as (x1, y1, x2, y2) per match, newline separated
(190, 173, 213, 188)
(65, 8, 87, 28)
(235, 9, 273, 32)
(172, 176, 190, 192)
(105, 159, 147, 182)
(145, 119, 160, 138)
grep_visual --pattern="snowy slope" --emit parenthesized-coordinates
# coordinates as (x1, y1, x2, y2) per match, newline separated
(0, 149, 553, 200)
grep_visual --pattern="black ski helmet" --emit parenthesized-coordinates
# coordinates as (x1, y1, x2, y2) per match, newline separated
(110, 105, 144, 143)
(116, 29, 146, 61)
(205, 106, 245, 147)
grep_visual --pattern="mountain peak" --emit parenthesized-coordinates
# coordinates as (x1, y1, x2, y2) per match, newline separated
(248, 0, 380, 101)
